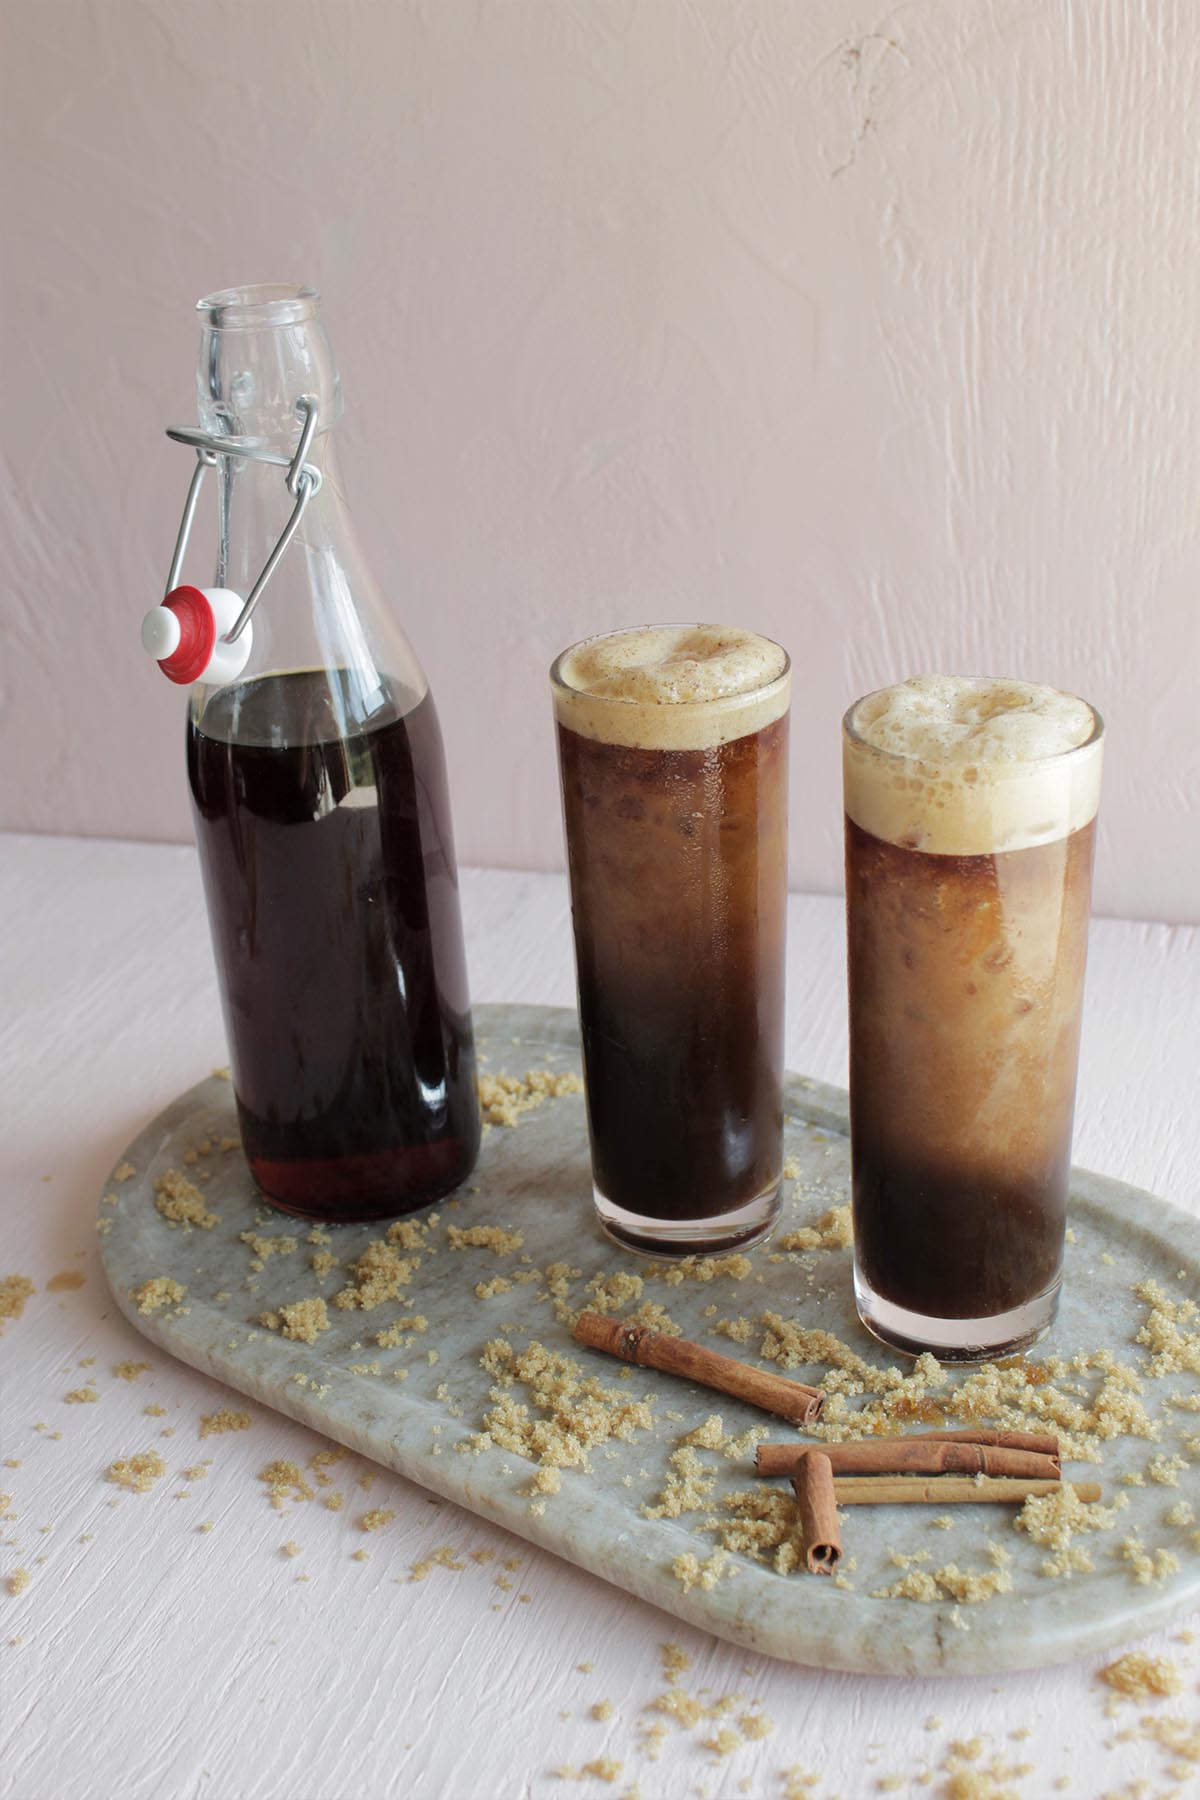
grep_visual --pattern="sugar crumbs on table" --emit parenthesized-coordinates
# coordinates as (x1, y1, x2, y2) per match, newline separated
(1096, 1651, 1183, 1703)
(106, 1451, 167, 1493)
(0, 1277, 35, 1333)
(6, 1569, 31, 1596)
(132, 1277, 186, 1315)
(551, 1759, 623, 1784)
(199, 1408, 251, 1438)
(259, 1461, 315, 1509)
(153, 1170, 219, 1231)
(310, 1251, 338, 1279)
(281, 1541, 302, 1558)
(590, 1700, 614, 1722)
(475, 1277, 512, 1299)
(1165, 1499, 1195, 1526)
(359, 1508, 396, 1532)
(409, 1545, 465, 1581)
(260, 1297, 329, 1344)
(113, 1361, 152, 1382)
(64, 1386, 99, 1404)
(1146, 1453, 1188, 1485)
(447, 1224, 523, 1254)
(333, 1243, 419, 1310)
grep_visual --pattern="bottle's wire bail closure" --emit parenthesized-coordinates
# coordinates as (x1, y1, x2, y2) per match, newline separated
(162, 394, 324, 644)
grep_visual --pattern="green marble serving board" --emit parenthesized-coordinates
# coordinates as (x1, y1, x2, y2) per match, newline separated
(98, 1003, 1199, 1675)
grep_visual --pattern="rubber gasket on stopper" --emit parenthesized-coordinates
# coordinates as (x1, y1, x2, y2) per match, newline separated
(158, 586, 217, 684)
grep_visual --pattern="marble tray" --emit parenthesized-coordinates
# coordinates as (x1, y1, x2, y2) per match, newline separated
(98, 1003, 1199, 1676)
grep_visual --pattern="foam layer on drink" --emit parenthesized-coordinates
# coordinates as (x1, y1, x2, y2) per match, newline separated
(552, 625, 789, 750)
(844, 676, 1102, 856)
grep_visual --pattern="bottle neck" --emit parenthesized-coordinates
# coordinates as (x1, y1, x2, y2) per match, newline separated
(214, 429, 353, 595)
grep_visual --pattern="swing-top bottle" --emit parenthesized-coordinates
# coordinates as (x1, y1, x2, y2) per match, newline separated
(149, 284, 480, 1221)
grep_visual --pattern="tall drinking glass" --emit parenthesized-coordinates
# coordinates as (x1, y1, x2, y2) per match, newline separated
(842, 676, 1103, 1359)
(551, 625, 790, 1255)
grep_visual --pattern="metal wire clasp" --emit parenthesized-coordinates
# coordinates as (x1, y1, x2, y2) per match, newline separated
(162, 395, 324, 643)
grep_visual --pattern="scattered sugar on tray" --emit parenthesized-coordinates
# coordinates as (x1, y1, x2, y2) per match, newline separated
(478, 1068, 582, 1127)
(1133, 1278, 1200, 1376)
(448, 1224, 524, 1254)
(657, 1254, 754, 1287)
(777, 1207, 853, 1253)
(114, 1162, 135, 1181)
(259, 1297, 329, 1344)
(333, 1242, 419, 1310)
(375, 1316, 428, 1347)
(1117, 1535, 1180, 1585)
(6, 1569, 31, 1596)
(64, 1387, 99, 1404)
(153, 1170, 219, 1230)
(239, 1230, 298, 1271)
(475, 1277, 512, 1300)
(470, 1338, 654, 1472)
(131, 1277, 186, 1315)
(584, 1271, 644, 1313)
(359, 1508, 395, 1531)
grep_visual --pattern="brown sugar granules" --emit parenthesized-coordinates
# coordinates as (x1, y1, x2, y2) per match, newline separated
(310, 1251, 338, 1279)
(64, 1386, 99, 1404)
(239, 1230, 298, 1269)
(6, 1569, 31, 1597)
(375, 1316, 428, 1347)
(259, 1460, 315, 1509)
(0, 1276, 35, 1333)
(471, 1338, 654, 1472)
(113, 1361, 152, 1382)
(199, 1409, 251, 1439)
(671, 1549, 733, 1593)
(478, 1068, 582, 1127)
(777, 1206, 854, 1252)
(475, 1277, 512, 1300)
(131, 1277, 187, 1315)
(153, 1170, 219, 1231)
(551, 1759, 623, 1785)
(260, 1297, 330, 1344)
(333, 1243, 419, 1310)
(1097, 1651, 1183, 1702)
(1134, 1278, 1200, 1376)
(409, 1544, 466, 1581)
(106, 1451, 167, 1493)
(658, 1254, 753, 1287)
(114, 1161, 136, 1181)
(447, 1224, 523, 1255)
(359, 1508, 396, 1532)
(1014, 1482, 1126, 1578)
(584, 1271, 644, 1313)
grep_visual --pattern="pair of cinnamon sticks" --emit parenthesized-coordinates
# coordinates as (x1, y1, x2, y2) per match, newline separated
(781, 1430, 1086, 1575)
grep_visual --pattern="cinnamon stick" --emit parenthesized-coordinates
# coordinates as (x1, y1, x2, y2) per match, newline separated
(755, 1440, 1060, 1480)
(831, 1476, 1100, 1506)
(792, 1452, 841, 1575)
(913, 1428, 1060, 1458)
(572, 1311, 824, 1425)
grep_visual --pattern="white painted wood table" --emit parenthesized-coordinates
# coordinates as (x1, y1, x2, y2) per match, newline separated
(1, 834, 1196, 1800)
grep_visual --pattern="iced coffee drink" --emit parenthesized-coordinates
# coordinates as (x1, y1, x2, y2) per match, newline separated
(844, 676, 1103, 1359)
(552, 625, 790, 1254)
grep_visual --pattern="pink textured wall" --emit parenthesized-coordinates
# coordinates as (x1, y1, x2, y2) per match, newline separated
(3, 2, 1199, 921)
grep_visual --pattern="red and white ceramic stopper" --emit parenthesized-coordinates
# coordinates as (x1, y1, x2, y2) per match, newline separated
(140, 586, 253, 686)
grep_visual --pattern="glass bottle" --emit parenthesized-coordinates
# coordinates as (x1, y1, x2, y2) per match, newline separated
(175, 283, 480, 1222)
